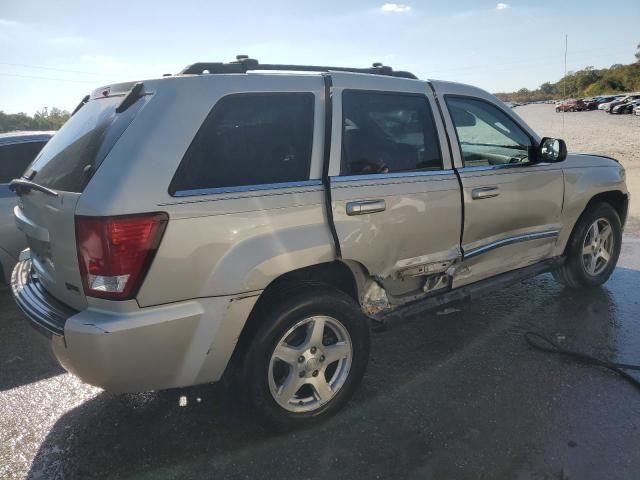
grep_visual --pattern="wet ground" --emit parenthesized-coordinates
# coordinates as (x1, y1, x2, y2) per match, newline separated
(1, 230, 640, 479)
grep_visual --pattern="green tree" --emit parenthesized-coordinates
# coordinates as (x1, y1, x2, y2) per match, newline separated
(0, 108, 70, 133)
(495, 44, 640, 101)
(540, 82, 555, 94)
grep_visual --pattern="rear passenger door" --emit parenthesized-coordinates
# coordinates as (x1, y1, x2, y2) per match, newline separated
(328, 74, 462, 280)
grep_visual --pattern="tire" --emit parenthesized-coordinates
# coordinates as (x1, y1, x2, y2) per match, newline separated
(552, 202, 622, 288)
(555, 108, 560, 113)
(238, 285, 370, 430)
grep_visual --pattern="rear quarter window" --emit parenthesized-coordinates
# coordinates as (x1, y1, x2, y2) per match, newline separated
(170, 93, 315, 195)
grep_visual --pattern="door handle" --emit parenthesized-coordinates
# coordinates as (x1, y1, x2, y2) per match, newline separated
(471, 186, 500, 200)
(346, 199, 386, 216)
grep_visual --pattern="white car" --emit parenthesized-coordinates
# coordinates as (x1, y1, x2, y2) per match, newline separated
(599, 95, 632, 111)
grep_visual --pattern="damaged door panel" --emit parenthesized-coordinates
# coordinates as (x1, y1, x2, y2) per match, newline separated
(327, 74, 462, 300)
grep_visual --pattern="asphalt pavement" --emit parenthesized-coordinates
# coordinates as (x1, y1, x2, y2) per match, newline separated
(2, 230, 640, 479)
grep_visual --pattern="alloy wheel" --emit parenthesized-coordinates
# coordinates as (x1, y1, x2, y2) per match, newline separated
(582, 217, 614, 276)
(268, 315, 352, 413)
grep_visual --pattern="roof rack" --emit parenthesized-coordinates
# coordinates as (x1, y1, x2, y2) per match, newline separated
(179, 55, 418, 79)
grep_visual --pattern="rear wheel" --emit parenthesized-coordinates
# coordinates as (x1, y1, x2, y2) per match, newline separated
(239, 285, 370, 430)
(552, 203, 622, 288)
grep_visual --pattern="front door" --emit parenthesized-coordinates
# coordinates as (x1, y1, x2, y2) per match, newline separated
(440, 94, 564, 287)
(327, 74, 462, 284)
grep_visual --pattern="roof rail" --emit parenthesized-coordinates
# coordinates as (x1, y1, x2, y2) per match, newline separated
(179, 55, 418, 79)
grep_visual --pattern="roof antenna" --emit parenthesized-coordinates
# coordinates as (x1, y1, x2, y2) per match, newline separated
(562, 34, 568, 134)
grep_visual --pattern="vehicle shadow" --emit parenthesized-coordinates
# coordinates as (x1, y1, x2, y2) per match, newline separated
(0, 287, 65, 391)
(25, 267, 640, 479)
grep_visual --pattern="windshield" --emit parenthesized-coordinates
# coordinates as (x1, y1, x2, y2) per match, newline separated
(29, 94, 145, 193)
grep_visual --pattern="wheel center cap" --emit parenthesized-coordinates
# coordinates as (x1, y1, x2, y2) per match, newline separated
(304, 356, 320, 372)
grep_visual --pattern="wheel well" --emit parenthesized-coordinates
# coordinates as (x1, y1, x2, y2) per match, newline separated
(230, 261, 360, 364)
(560, 190, 629, 257)
(586, 191, 629, 226)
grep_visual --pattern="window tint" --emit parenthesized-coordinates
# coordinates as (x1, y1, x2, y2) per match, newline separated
(445, 96, 532, 168)
(31, 96, 145, 193)
(341, 91, 442, 175)
(0, 141, 47, 183)
(171, 93, 314, 194)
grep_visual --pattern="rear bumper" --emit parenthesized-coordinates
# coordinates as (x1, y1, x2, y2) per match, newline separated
(11, 258, 77, 336)
(11, 257, 260, 393)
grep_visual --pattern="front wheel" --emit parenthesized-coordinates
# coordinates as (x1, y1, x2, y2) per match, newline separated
(239, 286, 370, 430)
(552, 202, 622, 288)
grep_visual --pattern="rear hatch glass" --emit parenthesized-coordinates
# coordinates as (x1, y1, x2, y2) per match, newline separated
(28, 85, 145, 193)
(15, 84, 147, 310)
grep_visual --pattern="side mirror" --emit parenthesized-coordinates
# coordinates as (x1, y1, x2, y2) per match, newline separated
(539, 137, 567, 163)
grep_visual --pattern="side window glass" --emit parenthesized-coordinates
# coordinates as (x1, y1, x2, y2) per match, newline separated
(170, 93, 314, 194)
(445, 97, 532, 168)
(341, 91, 442, 175)
(0, 141, 47, 183)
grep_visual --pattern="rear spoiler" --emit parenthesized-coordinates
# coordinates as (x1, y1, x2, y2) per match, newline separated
(71, 82, 146, 117)
(116, 82, 144, 113)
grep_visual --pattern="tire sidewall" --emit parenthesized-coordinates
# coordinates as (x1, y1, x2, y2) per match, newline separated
(566, 203, 622, 287)
(242, 288, 370, 429)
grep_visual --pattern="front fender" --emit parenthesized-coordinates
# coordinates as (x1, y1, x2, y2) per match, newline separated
(554, 155, 628, 255)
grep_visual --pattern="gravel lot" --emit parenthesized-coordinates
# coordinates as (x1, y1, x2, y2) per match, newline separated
(516, 103, 640, 222)
(1, 103, 640, 479)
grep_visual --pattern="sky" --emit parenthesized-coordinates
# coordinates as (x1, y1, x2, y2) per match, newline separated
(1, 0, 638, 114)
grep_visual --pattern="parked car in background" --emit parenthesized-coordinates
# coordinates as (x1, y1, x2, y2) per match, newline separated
(611, 99, 640, 114)
(634, 103, 640, 116)
(604, 94, 640, 113)
(9, 59, 628, 429)
(0, 131, 54, 283)
(583, 96, 616, 110)
(555, 99, 586, 112)
(598, 95, 629, 110)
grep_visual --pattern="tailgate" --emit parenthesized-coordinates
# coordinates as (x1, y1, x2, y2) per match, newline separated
(11, 82, 148, 310)
(14, 191, 86, 310)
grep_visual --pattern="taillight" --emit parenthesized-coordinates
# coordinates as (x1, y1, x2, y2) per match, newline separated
(75, 213, 168, 300)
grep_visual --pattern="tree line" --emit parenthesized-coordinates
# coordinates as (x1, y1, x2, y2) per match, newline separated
(496, 43, 640, 102)
(0, 107, 71, 134)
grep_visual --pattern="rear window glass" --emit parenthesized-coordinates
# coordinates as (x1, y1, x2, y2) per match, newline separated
(30, 95, 145, 193)
(170, 93, 314, 195)
(0, 141, 47, 183)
